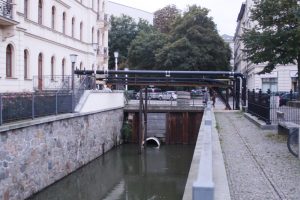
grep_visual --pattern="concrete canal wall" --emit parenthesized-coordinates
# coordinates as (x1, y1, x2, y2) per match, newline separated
(0, 108, 123, 200)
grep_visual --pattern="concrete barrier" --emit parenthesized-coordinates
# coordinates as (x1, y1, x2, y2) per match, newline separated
(192, 102, 214, 200)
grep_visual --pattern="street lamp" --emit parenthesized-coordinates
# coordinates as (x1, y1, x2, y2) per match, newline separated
(70, 54, 78, 91)
(114, 51, 119, 71)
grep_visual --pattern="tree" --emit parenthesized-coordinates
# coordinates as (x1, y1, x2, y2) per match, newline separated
(242, 0, 300, 92)
(155, 5, 231, 71)
(154, 5, 180, 34)
(108, 15, 137, 69)
(128, 30, 168, 70)
(108, 15, 155, 69)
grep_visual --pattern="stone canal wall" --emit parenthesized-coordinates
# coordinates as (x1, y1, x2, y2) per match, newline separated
(0, 108, 123, 200)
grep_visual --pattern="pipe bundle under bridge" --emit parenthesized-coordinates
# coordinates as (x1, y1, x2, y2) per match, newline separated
(74, 69, 246, 110)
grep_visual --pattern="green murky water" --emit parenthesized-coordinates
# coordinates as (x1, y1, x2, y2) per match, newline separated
(27, 144, 194, 200)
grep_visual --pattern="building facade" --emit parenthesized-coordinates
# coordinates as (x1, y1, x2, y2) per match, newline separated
(0, 0, 109, 92)
(234, 0, 298, 93)
(107, 1, 153, 24)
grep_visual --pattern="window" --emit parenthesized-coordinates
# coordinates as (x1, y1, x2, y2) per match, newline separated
(92, 0, 94, 10)
(24, 50, 29, 79)
(92, 27, 94, 43)
(51, 56, 55, 80)
(262, 78, 278, 93)
(38, 53, 43, 90)
(80, 22, 83, 41)
(38, 0, 43, 24)
(6, 44, 13, 78)
(102, 1, 105, 11)
(51, 6, 55, 29)
(62, 12, 66, 34)
(80, 62, 83, 70)
(97, 29, 100, 44)
(97, 0, 100, 13)
(62, 59, 65, 78)
(24, 0, 29, 19)
(72, 17, 75, 37)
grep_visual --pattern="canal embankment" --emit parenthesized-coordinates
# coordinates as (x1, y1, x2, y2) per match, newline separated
(0, 92, 124, 200)
(183, 103, 231, 200)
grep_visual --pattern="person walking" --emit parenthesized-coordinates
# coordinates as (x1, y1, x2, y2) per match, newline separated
(211, 92, 217, 107)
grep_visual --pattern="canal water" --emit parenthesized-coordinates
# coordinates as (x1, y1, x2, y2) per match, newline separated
(27, 144, 194, 200)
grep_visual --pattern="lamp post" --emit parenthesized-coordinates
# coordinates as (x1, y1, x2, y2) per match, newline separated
(92, 43, 99, 89)
(114, 51, 119, 71)
(70, 54, 78, 92)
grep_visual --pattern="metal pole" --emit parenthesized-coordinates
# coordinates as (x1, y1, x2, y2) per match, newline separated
(72, 62, 75, 92)
(144, 87, 148, 148)
(138, 87, 143, 154)
(0, 94, 2, 125)
(55, 92, 58, 115)
(235, 78, 241, 110)
(32, 94, 35, 119)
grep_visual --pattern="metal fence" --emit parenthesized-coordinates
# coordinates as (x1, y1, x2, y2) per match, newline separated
(247, 90, 300, 125)
(33, 75, 72, 91)
(0, 0, 13, 19)
(0, 92, 72, 125)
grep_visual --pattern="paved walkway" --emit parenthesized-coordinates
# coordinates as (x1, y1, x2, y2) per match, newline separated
(215, 112, 300, 200)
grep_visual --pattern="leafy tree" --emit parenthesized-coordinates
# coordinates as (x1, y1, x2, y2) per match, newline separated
(128, 30, 168, 69)
(108, 15, 137, 69)
(242, 0, 300, 92)
(154, 5, 180, 34)
(108, 15, 155, 69)
(156, 5, 231, 71)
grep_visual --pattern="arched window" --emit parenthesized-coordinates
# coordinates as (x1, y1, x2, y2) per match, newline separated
(80, 62, 83, 70)
(97, 0, 100, 13)
(92, 27, 94, 43)
(80, 22, 83, 41)
(92, 64, 94, 70)
(97, 29, 100, 44)
(51, 56, 55, 80)
(92, 0, 94, 10)
(72, 17, 75, 37)
(38, 53, 43, 90)
(24, 50, 29, 79)
(38, 0, 43, 24)
(6, 44, 13, 78)
(62, 59, 65, 77)
(24, 0, 29, 19)
(51, 6, 55, 29)
(62, 12, 66, 34)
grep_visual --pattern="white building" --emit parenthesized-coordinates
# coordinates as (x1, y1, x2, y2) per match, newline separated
(0, 0, 109, 92)
(107, 1, 153, 24)
(234, 0, 298, 92)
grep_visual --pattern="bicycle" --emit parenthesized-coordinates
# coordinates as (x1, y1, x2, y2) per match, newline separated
(287, 128, 299, 158)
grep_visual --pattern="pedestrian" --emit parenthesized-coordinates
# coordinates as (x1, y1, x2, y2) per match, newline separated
(203, 90, 208, 105)
(211, 92, 216, 107)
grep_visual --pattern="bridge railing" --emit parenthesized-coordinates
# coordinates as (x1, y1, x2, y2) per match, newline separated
(0, 92, 73, 125)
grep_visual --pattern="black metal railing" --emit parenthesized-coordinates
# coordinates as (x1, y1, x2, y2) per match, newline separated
(248, 89, 271, 124)
(0, 0, 13, 19)
(0, 92, 73, 125)
(247, 89, 300, 125)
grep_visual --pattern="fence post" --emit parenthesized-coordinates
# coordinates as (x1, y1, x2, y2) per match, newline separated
(55, 92, 58, 115)
(290, 89, 293, 101)
(266, 89, 271, 124)
(32, 94, 35, 119)
(0, 94, 2, 125)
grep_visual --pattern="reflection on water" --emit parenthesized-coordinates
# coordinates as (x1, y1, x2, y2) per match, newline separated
(27, 144, 194, 200)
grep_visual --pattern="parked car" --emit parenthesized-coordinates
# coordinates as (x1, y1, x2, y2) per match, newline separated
(135, 88, 162, 100)
(279, 92, 299, 106)
(191, 89, 203, 96)
(158, 91, 177, 101)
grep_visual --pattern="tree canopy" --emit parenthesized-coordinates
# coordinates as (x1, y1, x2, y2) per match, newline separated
(153, 5, 180, 34)
(242, 0, 300, 91)
(128, 5, 231, 71)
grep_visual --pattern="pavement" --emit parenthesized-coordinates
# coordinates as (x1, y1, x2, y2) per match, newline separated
(215, 111, 300, 200)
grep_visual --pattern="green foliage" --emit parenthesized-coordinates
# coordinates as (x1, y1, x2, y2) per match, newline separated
(130, 5, 231, 71)
(128, 31, 168, 70)
(242, 0, 300, 76)
(154, 5, 180, 34)
(121, 122, 132, 142)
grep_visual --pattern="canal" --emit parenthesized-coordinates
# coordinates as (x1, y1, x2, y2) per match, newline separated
(27, 144, 194, 200)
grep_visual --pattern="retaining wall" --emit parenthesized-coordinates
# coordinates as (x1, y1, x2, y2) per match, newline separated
(0, 108, 123, 200)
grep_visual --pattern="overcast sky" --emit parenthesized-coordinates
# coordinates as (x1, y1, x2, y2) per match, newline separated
(110, 0, 245, 36)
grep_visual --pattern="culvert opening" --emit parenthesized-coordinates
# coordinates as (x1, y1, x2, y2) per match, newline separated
(145, 137, 160, 148)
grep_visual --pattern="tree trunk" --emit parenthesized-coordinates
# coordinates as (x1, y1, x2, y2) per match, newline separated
(297, 56, 300, 99)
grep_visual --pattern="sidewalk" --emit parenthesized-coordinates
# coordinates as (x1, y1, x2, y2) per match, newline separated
(215, 112, 300, 200)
